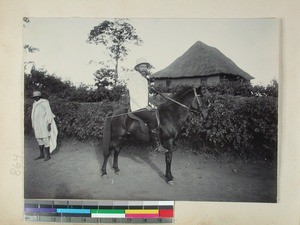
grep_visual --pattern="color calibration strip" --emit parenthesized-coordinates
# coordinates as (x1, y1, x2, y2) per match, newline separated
(24, 200, 174, 223)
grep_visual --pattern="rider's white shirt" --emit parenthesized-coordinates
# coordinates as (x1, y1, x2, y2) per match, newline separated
(127, 71, 149, 111)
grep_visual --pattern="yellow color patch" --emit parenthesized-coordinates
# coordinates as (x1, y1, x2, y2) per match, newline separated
(125, 209, 159, 214)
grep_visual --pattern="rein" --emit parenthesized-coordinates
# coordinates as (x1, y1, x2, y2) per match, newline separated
(105, 109, 148, 119)
(155, 88, 201, 114)
(105, 88, 202, 119)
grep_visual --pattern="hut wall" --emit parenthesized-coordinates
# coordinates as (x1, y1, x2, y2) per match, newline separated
(170, 77, 201, 87)
(207, 75, 220, 85)
(154, 75, 220, 88)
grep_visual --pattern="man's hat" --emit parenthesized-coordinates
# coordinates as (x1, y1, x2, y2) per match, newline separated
(134, 58, 150, 71)
(33, 91, 42, 97)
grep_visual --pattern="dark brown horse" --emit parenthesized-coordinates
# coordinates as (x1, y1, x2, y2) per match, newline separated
(101, 86, 210, 185)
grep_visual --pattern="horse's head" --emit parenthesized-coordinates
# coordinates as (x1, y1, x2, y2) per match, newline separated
(191, 87, 211, 119)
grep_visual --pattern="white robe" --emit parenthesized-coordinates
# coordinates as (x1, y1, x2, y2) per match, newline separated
(127, 71, 149, 111)
(31, 98, 58, 152)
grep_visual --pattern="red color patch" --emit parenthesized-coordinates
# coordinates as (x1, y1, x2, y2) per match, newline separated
(159, 209, 173, 218)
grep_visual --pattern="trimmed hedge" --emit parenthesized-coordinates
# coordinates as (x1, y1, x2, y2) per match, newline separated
(183, 94, 277, 159)
(25, 86, 277, 160)
(25, 99, 114, 141)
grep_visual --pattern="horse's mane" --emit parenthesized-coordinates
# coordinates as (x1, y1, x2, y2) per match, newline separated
(171, 86, 194, 100)
(160, 86, 195, 109)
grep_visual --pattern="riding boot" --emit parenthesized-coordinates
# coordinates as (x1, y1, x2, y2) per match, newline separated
(35, 145, 45, 160)
(150, 128, 168, 153)
(44, 147, 51, 161)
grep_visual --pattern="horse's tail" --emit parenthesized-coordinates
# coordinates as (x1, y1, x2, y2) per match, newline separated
(102, 112, 112, 156)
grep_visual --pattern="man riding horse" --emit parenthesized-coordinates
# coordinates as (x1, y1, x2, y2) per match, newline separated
(102, 65, 210, 183)
(127, 58, 168, 153)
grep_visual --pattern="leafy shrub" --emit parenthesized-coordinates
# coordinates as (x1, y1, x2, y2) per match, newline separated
(70, 101, 113, 140)
(25, 98, 116, 141)
(183, 94, 277, 160)
(24, 67, 76, 99)
(24, 100, 33, 135)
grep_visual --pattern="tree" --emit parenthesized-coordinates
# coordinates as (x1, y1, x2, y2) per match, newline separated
(93, 67, 116, 89)
(23, 17, 39, 53)
(24, 45, 39, 53)
(92, 65, 127, 102)
(87, 19, 143, 81)
(24, 66, 75, 99)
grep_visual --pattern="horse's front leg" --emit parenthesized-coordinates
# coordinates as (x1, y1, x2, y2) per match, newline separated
(164, 139, 174, 185)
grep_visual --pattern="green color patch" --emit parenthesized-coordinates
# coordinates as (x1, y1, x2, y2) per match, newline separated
(91, 209, 125, 214)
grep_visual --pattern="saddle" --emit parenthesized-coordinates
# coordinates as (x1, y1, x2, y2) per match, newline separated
(127, 109, 160, 134)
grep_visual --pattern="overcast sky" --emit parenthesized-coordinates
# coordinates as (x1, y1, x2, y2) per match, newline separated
(23, 18, 280, 86)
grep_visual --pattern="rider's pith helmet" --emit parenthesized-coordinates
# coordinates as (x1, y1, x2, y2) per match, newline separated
(134, 58, 151, 71)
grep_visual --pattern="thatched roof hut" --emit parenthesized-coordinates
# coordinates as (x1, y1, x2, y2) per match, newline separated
(151, 41, 254, 83)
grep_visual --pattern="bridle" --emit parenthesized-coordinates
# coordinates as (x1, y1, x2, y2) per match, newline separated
(155, 88, 204, 115)
(193, 88, 202, 112)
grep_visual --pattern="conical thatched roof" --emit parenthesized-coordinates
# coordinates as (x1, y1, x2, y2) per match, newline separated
(151, 41, 254, 80)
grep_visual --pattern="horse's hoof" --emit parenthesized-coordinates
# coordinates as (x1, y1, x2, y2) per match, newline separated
(101, 174, 108, 179)
(114, 168, 120, 175)
(167, 180, 174, 186)
(115, 171, 120, 175)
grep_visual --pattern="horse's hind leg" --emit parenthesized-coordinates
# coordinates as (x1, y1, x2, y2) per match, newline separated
(113, 141, 125, 174)
(101, 144, 113, 177)
(101, 139, 123, 176)
(113, 150, 120, 174)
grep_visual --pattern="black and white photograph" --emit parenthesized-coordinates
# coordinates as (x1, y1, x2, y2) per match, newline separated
(24, 18, 279, 202)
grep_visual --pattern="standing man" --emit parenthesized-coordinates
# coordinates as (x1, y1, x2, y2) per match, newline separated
(31, 91, 58, 161)
(127, 58, 167, 153)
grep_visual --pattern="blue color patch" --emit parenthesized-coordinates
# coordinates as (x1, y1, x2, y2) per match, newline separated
(56, 208, 90, 214)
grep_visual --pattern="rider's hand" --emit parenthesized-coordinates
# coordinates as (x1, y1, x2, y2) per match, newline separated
(146, 105, 152, 111)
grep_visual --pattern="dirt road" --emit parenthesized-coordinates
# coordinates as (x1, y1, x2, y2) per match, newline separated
(24, 136, 276, 202)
